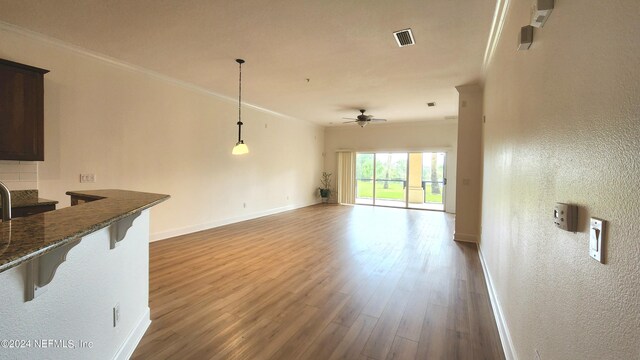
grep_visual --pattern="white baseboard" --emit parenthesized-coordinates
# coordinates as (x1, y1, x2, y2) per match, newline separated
(453, 232, 477, 242)
(113, 307, 151, 360)
(150, 201, 320, 242)
(477, 247, 517, 360)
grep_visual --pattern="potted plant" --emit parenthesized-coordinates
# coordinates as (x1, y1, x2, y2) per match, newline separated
(318, 172, 332, 203)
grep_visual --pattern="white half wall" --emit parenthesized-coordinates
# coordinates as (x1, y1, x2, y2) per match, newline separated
(324, 121, 458, 213)
(0, 23, 325, 240)
(481, 0, 640, 359)
(0, 210, 151, 360)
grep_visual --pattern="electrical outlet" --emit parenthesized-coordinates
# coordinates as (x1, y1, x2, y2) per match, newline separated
(113, 303, 120, 327)
(80, 173, 96, 183)
(243, 203, 247, 208)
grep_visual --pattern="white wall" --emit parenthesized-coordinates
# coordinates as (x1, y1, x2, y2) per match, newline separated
(0, 211, 151, 360)
(481, 0, 640, 359)
(324, 121, 458, 213)
(0, 23, 324, 240)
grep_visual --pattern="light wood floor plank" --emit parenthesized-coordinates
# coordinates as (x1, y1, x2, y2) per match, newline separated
(131, 204, 504, 360)
(361, 289, 410, 359)
(298, 322, 350, 360)
(385, 336, 419, 360)
(328, 314, 379, 360)
(395, 281, 431, 342)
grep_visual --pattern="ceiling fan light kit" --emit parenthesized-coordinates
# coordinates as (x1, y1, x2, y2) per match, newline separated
(342, 109, 387, 128)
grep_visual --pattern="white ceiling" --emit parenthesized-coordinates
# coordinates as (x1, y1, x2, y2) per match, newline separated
(0, 0, 496, 126)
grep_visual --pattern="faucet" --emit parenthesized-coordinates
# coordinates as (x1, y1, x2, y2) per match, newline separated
(0, 181, 11, 221)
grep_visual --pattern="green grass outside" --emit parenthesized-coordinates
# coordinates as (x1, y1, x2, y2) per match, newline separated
(356, 180, 443, 203)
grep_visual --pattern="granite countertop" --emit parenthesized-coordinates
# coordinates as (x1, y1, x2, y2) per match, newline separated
(0, 189, 169, 274)
(1, 198, 58, 209)
(0, 190, 58, 209)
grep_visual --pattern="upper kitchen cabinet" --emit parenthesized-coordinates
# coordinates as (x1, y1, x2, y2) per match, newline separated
(0, 59, 49, 161)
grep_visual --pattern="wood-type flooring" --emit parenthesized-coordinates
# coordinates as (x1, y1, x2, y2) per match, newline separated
(132, 204, 504, 360)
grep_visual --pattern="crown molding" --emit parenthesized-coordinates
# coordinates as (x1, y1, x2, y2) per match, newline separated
(0, 21, 306, 123)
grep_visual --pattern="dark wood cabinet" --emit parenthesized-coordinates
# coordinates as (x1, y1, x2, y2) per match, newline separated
(11, 204, 56, 218)
(0, 58, 49, 161)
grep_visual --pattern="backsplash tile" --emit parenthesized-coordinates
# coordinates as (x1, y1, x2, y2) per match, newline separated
(10, 190, 38, 201)
(0, 161, 38, 191)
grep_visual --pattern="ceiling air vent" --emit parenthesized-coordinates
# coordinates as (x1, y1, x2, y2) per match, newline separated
(393, 28, 415, 47)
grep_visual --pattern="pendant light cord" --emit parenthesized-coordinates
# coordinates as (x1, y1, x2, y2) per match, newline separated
(237, 59, 244, 143)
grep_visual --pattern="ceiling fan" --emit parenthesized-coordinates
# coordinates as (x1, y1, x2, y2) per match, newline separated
(342, 109, 387, 127)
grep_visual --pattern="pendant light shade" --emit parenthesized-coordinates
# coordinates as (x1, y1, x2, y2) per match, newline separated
(232, 58, 249, 155)
(232, 140, 249, 155)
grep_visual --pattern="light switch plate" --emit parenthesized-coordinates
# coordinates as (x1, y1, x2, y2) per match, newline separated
(589, 218, 605, 263)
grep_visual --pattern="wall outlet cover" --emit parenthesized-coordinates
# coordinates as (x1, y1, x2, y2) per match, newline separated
(80, 173, 96, 183)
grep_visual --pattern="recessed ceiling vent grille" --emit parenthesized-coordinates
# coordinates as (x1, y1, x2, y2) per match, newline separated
(393, 28, 415, 47)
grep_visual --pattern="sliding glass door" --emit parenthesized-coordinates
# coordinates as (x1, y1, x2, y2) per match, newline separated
(407, 152, 445, 210)
(355, 151, 446, 211)
(374, 153, 407, 208)
(355, 153, 374, 205)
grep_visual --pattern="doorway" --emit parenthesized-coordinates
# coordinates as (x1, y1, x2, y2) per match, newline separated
(355, 152, 446, 211)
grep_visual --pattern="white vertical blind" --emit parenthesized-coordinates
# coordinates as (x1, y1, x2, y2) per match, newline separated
(337, 151, 356, 204)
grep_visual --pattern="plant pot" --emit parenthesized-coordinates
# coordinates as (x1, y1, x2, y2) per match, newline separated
(319, 189, 330, 198)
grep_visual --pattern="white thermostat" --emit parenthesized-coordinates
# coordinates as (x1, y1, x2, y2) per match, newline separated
(553, 203, 577, 232)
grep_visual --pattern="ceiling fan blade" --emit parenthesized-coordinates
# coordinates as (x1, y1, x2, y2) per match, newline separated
(370, 118, 387, 122)
(343, 120, 357, 123)
(342, 117, 358, 120)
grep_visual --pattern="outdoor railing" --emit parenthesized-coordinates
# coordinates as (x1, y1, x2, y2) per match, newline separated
(357, 178, 406, 187)
(356, 178, 444, 203)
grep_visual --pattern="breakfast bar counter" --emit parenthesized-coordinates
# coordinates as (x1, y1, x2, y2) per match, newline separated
(0, 189, 169, 273)
(0, 189, 169, 360)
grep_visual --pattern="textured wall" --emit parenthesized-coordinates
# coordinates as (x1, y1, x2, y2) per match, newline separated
(481, 0, 640, 359)
(0, 24, 324, 240)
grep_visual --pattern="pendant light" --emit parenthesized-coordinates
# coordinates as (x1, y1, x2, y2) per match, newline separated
(232, 58, 249, 155)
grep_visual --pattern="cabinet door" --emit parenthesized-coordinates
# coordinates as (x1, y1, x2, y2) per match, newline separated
(11, 204, 56, 218)
(0, 63, 45, 160)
